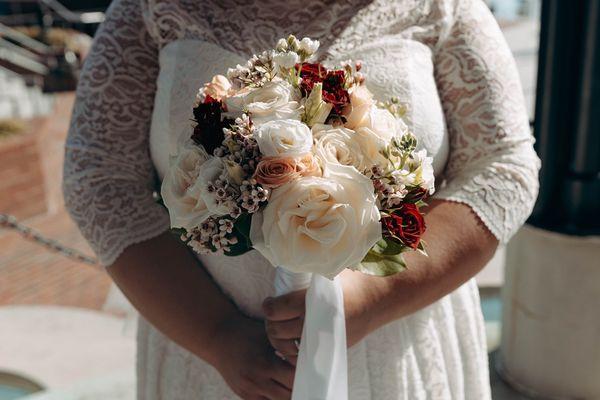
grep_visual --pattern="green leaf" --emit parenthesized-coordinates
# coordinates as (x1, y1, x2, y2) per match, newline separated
(224, 241, 252, 256)
(357, 251, 407, 276)
(224, 214, 253, 256)
(356, 238, 409, 276)
(170, 227, 187, 239)
(415, 199, 428, 208)
(374, 237, 406, 256)
(417, 240, 428, 256)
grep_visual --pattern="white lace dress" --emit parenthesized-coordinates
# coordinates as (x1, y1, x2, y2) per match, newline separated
(63, 0, 540, 398)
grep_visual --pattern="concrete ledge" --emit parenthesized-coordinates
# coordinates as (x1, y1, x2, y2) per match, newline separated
(500, 225, 600, 399)
(0, 305, 135, 392)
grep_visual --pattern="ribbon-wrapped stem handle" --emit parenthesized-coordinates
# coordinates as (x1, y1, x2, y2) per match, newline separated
(273, 267, 348, 400)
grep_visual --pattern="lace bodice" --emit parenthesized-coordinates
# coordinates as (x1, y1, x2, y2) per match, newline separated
(64, 0, 540, 267)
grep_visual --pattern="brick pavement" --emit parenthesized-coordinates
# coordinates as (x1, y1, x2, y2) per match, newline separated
(0, 93, 112, 311)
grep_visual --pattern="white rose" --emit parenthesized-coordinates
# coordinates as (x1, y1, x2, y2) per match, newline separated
(299, 37, 320, 54)
(273, 51, 299, 69)
(353, 126, 393, 169)
(356, 107, 408, 143)
(161, 143, 211, 230)
(250, 162, 381, 278)
(254, 119, 313, 157)
(192, 157, 232, 216)
(225, 80, 302, 125)
(313, 124, 370, 172)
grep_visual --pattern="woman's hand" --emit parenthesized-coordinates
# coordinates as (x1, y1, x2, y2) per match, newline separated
(263, 200, 499, 364)
(212, 312, 295, 400)
(262, 290, 305, 365)
(262, 271, 373, 364)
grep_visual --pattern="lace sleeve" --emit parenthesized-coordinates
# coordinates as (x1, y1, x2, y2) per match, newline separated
(433, 0, 541, 243)
(63, 0, 170, 266)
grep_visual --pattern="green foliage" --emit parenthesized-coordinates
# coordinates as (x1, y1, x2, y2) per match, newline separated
(224, 213, 253, 256)
(170, 227, 187, 238)
(357, 237, 408, 276)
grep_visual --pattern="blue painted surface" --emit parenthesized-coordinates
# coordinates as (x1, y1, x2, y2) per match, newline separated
(490, 0, 521, 20)
(0, 384, 33, 400)
(481, 294, 503, 323)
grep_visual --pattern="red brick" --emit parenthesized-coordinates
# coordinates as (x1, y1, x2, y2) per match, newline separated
(1, 93, 112, 312)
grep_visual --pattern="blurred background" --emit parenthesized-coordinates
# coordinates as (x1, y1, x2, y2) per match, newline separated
(0, 1, 598, 399)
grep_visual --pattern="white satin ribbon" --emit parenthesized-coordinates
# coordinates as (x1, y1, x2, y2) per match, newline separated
(274, 267, 348, 400)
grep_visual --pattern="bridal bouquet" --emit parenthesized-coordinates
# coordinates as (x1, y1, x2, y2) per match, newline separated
(161, 35, 434, 399)
(162, 35, 434, 276)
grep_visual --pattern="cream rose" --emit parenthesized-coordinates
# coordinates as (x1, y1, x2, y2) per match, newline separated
(225, 80, 301, 125)
(313, 124, 370, 172)
(161, 143, 211, 230)
(254, 119, 313, 157)
(343, 85, 375, 129)
(353, 126, 391, 169)
(356, 107, 408, 143)
(250, 162, 382, 278)
(313, 124, 389, 171)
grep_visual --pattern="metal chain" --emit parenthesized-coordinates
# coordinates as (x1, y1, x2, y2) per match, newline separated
(0, 213, 100, 268)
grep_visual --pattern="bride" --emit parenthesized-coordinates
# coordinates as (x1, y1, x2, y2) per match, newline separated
(63, 0, 540, 398)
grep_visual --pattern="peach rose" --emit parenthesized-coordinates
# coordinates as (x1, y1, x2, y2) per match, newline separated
(254, 154, 321, 188)
(343, 85, 374, 129)
(204, 75, 233, 100)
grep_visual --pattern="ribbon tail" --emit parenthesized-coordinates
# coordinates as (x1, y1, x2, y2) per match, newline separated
(292, 273, 348, 400)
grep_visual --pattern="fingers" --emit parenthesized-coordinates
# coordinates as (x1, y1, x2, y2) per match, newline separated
(258, 380, 292, 400)
(269, 355, 296, 390)
(270, 337, 299, 358)
(262, 290, 306, 321)
(240, 357, 293, 400)
(285, 355, 297, 366)
(265, 317, 303, 340)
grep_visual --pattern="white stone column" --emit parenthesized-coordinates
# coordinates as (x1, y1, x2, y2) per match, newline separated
(498, 225, 600, 399)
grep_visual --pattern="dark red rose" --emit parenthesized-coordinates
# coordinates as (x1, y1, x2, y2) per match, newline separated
(322, 70, 350, 115)
(296, 63, 350, 115)
(381, 204, 426, 249)
(322, 69, 345, 92)
(297, 62, 327, 93)
(203, 94, 219, 104)
(191, 100, 230, 154)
